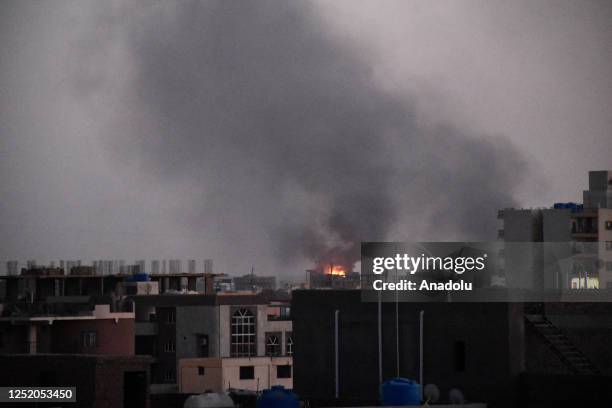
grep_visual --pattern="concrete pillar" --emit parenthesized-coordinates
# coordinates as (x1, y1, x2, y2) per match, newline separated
(170, 277, 180, 291)
(187, 277, 197, 291)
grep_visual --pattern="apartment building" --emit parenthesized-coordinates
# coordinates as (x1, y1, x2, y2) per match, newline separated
(132, 292, 293, 391)
(0, 266, 139, 355)
(0, 266, 155, 407)
(0, 303, 135, 355)
(0, 354, 152, 408)
(499, 170, 612, 290)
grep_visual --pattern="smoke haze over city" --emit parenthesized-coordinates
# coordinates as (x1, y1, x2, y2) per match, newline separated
(1, 0, 611, 276)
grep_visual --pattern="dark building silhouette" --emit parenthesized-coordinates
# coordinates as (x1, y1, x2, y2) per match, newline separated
(292, 290, 612, 408)
(0, 354, 152, 408)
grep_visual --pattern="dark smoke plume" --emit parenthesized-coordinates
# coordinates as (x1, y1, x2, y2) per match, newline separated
(71, 0, 528, 272)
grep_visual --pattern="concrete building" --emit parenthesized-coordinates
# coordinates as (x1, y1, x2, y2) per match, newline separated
(233, 274, 277, 291)
(307, 269, 361, 289)
(0, 264, 207, 301)
(212, 273, 235, 292)
(583, 170, 612, 209)
(292, 290, 612, 407)
(178, 356, 293, 393)
(0, 265, 139, 355)
(132, 292, 292, 392)
(0, 304, 135, 355)
(5, 260, 18, 276)
(0, 354, 152, 408)
(499, 170, 612, 290)
(0, 260, 215, 405)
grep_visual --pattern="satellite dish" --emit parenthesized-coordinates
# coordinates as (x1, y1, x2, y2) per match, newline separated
(449, 388, 465, 404)
(423, 384, 440, 403)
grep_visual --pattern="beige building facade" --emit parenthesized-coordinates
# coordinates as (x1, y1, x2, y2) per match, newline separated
(179, 356, 293, 393)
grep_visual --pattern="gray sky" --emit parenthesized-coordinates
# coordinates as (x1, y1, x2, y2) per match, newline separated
(1, 1, 611, 277)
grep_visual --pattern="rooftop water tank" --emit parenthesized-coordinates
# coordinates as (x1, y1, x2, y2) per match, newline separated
(183, 393, 234, 408)
(256, 386, 299, 408)
(380, 378, 421, 406)
(126, 273, 150, 282)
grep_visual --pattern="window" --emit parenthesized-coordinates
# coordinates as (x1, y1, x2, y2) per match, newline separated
(606, 221, 612, 230)
(606, 241, 612, 251)
(198, 366, 205, 376)
(607, 262, 612, 272)
(166, 310, 176, 324)
(81, 331, 97, 348)
(454, 341, 466, 372)
(239, 365, 254, 380)
(231, 309, 256, 357)
(265, 333, 281, 356)
(285, 333, 293, 356)
(164, 370, 176, 382)
(164, 340, 175, 353)
(276, 365, 292, 379)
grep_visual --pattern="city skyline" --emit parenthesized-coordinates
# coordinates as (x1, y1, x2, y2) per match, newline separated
(1, 1, 611, 278)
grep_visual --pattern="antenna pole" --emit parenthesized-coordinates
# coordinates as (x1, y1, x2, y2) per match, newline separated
(335, 309, 340, 399)
(419, 310, 424, 401)
(378, 288, 382, 384)
(395, 268, 399, 378)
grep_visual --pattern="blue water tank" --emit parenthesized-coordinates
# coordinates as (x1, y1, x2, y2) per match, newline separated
(553, 202, 583, 212)
(126, 273, 150, 282)
(256, 386, 299, 408)
(380, 378, 421, 406)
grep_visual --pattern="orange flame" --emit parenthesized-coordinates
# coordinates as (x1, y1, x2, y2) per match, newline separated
(327, 265, 346, 277)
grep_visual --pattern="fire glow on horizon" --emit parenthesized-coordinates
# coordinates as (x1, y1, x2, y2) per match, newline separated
(327, 264, 346, 277)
